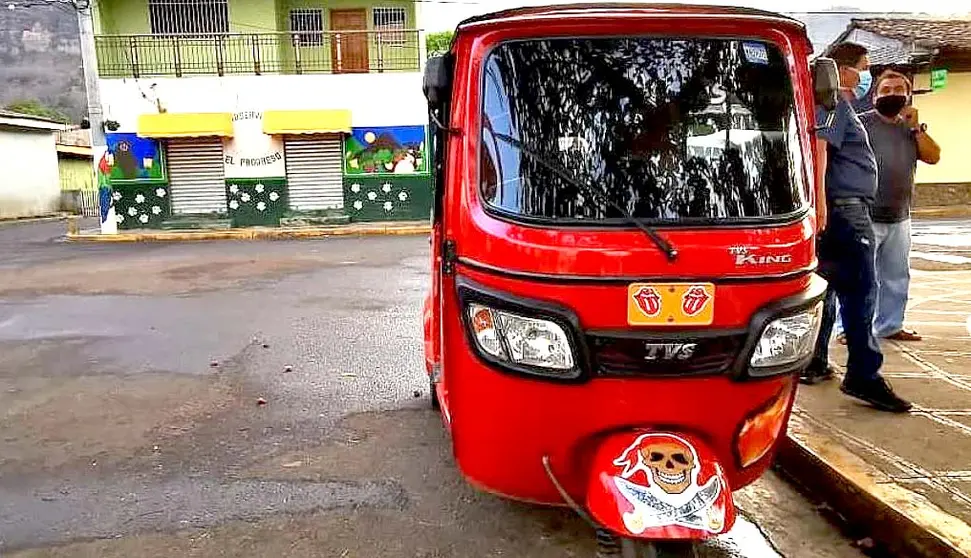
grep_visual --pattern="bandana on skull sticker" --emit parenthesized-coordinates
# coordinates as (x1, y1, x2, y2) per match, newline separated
(586, 432, 735, 539)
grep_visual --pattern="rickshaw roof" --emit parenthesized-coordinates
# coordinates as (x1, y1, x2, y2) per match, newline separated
(456, 3, 807, 34)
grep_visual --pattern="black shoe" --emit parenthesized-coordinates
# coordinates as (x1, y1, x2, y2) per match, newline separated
(840, 376, 913, 413)
(800, 360, 838, 385)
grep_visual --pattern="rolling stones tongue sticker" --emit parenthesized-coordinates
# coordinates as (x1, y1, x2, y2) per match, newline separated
(681, 285, 712, 317)
(610, 433, 727, 535)
(633, 286, 662, 317)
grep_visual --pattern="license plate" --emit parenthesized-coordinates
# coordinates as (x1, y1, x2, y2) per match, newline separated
(627, 283, 715, 326)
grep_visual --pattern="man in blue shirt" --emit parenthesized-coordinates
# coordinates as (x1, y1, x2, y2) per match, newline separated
(801, 42, 911, 413)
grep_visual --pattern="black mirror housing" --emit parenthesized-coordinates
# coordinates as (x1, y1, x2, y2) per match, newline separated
(812, 57, 840, 111)
(423, 55, 453, 107)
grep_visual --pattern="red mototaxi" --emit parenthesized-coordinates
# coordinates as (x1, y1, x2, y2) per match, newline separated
(422, 3, 830, 548)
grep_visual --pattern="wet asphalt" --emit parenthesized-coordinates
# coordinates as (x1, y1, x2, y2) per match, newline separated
(0, 219, 861, 557)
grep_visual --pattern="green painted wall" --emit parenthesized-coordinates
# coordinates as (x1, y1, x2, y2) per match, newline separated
(58, 156, 95, 192)
(344, 175, 430, 222)
(97, 0, 150, 34)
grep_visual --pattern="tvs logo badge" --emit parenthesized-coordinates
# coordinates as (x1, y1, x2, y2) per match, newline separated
(681, 285, 711, 317)
(611, 433, 726, 535)
(633, 286, 662, 317)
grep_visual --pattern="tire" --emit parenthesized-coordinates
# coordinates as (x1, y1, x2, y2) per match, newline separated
(621, 539, 699, 558)
(429, 378, 440, 410)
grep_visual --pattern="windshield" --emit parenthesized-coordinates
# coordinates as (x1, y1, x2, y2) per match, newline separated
(479, 37, 809, 224)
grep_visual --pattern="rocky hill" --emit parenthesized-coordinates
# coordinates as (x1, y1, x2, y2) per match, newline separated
(0, 4, 85, 122)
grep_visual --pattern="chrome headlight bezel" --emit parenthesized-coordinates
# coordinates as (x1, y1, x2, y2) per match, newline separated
(749, 301, 824, 372)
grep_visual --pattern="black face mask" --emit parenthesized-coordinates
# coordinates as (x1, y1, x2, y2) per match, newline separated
(875, 95, 908, 117)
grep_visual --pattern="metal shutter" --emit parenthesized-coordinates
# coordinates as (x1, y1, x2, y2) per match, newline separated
(166, 139, 227, 214)
(284, 135, 344, 210)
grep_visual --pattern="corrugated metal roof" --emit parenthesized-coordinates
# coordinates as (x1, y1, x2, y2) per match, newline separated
(852, 17, 971, 52)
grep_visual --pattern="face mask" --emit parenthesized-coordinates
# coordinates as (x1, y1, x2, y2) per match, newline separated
(875, 95, 908, 118)
(854, 69, 873, 99)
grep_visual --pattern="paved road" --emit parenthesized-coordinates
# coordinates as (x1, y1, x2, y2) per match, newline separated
(0, 219, 861, 557)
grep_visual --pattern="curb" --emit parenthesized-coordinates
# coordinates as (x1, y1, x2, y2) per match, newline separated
(913, 206, 971, 219)
(0, 214, 68, 227)
(65, 223, 432, 242)
(777, 412, 971, 558)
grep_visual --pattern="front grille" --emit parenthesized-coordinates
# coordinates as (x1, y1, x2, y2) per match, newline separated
(587, 333, 745, 377)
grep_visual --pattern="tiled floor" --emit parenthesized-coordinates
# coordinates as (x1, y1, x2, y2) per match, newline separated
(795, 268, 971, 525)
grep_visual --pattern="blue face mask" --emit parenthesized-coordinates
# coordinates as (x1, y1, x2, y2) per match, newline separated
(854, 69, 873, 99)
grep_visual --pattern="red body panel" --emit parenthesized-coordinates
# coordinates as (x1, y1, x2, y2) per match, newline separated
(424, 5, 818, 512)
(586, 431, 735, 540)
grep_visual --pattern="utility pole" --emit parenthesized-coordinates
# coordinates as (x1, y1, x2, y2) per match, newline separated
(75, 1, 116, 233)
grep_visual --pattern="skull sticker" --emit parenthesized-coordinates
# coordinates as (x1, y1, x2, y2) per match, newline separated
(681, 285, 712, 317)
(610, 433, 726, 535)
(633, 286, 662, 317)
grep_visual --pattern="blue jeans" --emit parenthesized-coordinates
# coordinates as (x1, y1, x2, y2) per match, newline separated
(832, 219, 912, 338)
(813, 201, 883, 383)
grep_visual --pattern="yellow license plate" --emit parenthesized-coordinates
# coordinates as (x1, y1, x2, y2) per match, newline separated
(627, 283, 715, 326)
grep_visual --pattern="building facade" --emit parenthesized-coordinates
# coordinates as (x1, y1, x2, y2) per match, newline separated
(92, 0, 430, 230)
(0, 111, 64, 220)
(830, 18, 971, 190)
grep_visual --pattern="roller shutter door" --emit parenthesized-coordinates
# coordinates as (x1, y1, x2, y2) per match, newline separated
(166, 139, 227, 214)
(284, 135, 344, 210)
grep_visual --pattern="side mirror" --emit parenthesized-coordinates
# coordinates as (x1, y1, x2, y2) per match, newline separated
(423, 55, 453, 107)
(812, 57, 840, 111)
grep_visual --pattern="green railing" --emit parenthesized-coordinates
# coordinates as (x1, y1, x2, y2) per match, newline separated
(95, 30, 422, 78)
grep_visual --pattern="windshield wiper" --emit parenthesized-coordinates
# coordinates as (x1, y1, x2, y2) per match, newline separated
(489, 131, 679, 262)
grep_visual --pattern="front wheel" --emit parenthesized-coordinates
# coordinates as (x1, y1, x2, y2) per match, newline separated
(621, 539, 699, 558)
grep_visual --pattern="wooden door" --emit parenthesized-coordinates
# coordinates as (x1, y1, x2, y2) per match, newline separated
(330, 9, 368, 73)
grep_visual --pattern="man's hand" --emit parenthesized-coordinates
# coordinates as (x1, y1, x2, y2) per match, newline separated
(816, 203, 828, 233)
(900, 106, 920, 130)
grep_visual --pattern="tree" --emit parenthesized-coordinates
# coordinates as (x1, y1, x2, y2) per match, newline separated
(4, 99, 71, 123)
(426, 31, 454, 58)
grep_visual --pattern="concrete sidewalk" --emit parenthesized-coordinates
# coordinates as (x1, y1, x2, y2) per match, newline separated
(66, 221, 431, 242)
(779, 268, 971, 557)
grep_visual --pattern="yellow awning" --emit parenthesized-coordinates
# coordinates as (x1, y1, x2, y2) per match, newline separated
(137, 112, 234, 139)
(262, 109, 352, 135)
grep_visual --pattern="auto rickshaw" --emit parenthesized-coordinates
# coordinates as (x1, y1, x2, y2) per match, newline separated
(422, 4, 838, 556)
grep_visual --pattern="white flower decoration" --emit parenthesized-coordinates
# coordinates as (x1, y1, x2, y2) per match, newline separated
(382, 183, 392, 193)
(241, 192, 251, 203)
(135, 193, 145, 204)
(256, 201, 267, 212)
(351, 183, 361, 193)
(269, 192, 279, 202)
(229, 200, 240, 210)
(383, 201, 393, 212)
(155, 188, 167, 198)
(139, 214, 149, 224)
(367, 191, 377, 201)
(112, 191, 122, 202)
(353, 200, 363, 210)
(398, 191, 408, 201)
(229, 184, 239, 194)
(255, 183, 265, 193)
(116, 214, 124, 223)
(127, 207, 138, 216)
(151, 205, 162, 215)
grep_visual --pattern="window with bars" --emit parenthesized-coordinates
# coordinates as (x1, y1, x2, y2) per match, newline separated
(149, 0, 229, 34)
(289, 9, 324, 46)
(372, 6, 407, 46)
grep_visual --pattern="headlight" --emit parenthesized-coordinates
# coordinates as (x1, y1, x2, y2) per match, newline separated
(467, 304, 577, 375)
(750, 302, 823, 371)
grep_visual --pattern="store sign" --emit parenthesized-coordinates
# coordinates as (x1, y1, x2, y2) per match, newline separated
(931, 68, 948, 91)
(224, 111, 286, 179)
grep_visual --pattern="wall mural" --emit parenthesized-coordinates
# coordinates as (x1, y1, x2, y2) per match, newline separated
(225, 179, 288, 227)
(112, 184, 172, 230)
(96, 146, 118, 234)
(104, 133, 166, 183)
(224, 111, 286, 179)
(343, 175, 432, 222)
(344, 125, 428, 175)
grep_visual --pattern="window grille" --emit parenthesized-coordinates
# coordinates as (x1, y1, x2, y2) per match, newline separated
(372, 6, 406, 46)
(149, 0, 229, 34)
(289, 9, 324, 46)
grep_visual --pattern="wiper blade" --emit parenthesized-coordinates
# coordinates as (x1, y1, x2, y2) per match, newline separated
(490, 132, 679, 262)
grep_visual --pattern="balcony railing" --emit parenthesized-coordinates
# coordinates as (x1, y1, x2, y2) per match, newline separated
(95, 30, 422, 78)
